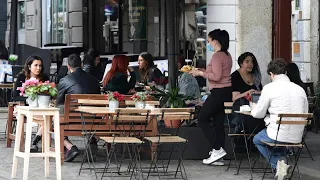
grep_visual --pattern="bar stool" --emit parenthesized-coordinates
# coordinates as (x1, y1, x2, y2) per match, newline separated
(11, 106, 61, 180)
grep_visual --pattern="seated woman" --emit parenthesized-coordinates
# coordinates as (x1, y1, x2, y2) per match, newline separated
(13, 55, 49, 152)
(231, 52, 264, 133)
(102, 55, 136, 94)
(138, 52, 164, 85)
(82, 48, 104, 81)
(177, 55, 200, 100)
(286, 62, 307, 95)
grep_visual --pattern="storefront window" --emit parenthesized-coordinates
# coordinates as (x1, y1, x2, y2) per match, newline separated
(18, 1, 25, 30)
(42, 0, 67, 45)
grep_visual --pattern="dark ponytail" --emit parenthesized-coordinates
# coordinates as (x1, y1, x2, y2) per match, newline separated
(208, 29, 230, 55)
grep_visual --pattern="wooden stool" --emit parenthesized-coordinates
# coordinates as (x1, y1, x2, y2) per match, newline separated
(11, 106, 61, 180)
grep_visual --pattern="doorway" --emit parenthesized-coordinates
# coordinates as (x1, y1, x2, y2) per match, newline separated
(272, 0, 292, 62)
(83, 0, 122, 54)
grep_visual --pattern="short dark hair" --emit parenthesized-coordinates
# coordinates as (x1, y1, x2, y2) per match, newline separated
(267, 58, 288, 75)
(68, 54, 82, 68)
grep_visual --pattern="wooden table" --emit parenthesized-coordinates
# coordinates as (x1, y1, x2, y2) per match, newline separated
(12, 106, 61, 180)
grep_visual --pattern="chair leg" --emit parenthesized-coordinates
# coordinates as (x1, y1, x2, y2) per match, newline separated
(227, 136, 238, 172)
(290, 147, 303, 180)
(6, 105, 14, 147)
(101, 144, 115, 180)
(174, 143, 188, 180)
(303, 142, 314, 161)
(147, 143, 161, 180)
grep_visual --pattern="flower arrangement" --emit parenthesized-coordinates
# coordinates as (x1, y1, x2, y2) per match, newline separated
(17, 77, 58, 100)
(105, 91, 124, 102)
(131, 91, 148, 102)
(8, 54, 18, 62)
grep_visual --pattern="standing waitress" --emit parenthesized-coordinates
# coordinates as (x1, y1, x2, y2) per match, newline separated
(190, 29, 232, 165)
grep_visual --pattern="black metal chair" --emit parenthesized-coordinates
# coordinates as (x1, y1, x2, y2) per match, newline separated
(261, 113, 313, 180)
(49, 66, 68, 84)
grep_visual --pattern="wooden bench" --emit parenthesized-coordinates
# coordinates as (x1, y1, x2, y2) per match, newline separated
(59, 94, 156, 162)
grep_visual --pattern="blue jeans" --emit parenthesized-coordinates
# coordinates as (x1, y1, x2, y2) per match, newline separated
(253, 129, 286, 169)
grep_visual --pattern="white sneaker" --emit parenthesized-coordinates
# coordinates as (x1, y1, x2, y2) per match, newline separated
(212, 158, 224, 166)
(275, 160, 291, 180)
(202, 148, 227, 165)
(208, 151, 224, 166)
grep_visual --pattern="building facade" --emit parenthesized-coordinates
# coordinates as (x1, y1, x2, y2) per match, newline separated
(5, 0, 320, 84)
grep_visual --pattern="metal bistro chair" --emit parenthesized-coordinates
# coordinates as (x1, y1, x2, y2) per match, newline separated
(225, 102, 259, 180)
(143, 108, 195, 180)
(77, 99, 118, 179)
(261, 113, 313, 180)
(100, 108, 151, 180)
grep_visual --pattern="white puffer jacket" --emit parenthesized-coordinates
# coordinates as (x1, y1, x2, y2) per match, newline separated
(251, 74, 308, 143)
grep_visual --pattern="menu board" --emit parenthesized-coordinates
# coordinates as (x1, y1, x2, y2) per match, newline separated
(128, 0, 147, 40)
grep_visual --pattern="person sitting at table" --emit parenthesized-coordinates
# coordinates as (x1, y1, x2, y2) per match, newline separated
(138, 52, 164, 85)
(231, 52, 264, 134)
(13, 55, 49, 152)
(176, 55, 200, 99)
(82, 48, 104, 81)
(189, 29, 232, 165)
(102, 55, 136, 94)
(251, 58, 308, 179)
(286, 62, 307, 95)
(57, 53, 101, 162)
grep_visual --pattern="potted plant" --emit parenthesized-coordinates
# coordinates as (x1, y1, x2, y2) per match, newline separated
(149, 84, 188, 128)
(17, 78, 58, 108)
(105, 91, 124, 111)
(37, 80, 58, 108)
(131, 91, 148, 109)
(8, 54, 18, 65)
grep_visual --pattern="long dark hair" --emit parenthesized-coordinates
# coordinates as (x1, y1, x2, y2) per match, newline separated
(238, 52, 261, 90)
(139, 52, 155, 82)
(208, 29, 230, 55)
(20, 55, 45, 80)
(287, 63, 304, 86)
(83, 48, 100, 68)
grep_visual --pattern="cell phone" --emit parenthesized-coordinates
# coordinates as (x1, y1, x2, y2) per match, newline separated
(252, 93, 260, 103)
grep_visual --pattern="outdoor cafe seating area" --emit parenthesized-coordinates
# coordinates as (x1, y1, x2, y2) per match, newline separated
(0, 48, 318, 180)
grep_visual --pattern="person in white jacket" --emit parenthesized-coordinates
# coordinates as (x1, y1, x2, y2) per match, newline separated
(251, 59, 308, 179)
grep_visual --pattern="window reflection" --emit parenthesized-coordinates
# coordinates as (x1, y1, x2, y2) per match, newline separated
(18, 1, 25, 30)
(44, 0, 67, 44)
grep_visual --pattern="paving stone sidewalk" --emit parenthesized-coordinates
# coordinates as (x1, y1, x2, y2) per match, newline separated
(0, 112, 319, 180)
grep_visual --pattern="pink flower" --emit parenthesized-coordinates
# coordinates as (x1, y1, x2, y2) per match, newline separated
(44, 81, 49, 85)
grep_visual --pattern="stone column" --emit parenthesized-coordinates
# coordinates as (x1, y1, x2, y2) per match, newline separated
(206, 0, 237, 70)
(69, 0, 83, 47)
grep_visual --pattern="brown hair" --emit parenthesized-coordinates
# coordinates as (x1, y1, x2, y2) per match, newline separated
(20, 55, 46, 80)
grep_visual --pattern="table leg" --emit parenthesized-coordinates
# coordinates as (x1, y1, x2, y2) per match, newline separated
(54, 112, 62, 180)
(23, 114, 33, 180)
(44, 115, 50, 177)
(11, 113, 24, 178)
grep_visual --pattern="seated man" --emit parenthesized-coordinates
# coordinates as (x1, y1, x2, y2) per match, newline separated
(251, 59, 308, 180)
(56, 53, 101, 162)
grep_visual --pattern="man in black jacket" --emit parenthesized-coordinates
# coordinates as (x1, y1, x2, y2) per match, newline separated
(57, 53, 100, 162)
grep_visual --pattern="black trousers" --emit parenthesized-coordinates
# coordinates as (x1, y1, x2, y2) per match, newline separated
(198, 87, 232, 150)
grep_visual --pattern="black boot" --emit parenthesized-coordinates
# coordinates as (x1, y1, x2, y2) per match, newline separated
(30, 135, 41, 152)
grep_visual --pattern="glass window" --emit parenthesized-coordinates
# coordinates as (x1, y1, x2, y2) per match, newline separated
(42, 0, 67, 45)
(18, 1, 25, 30)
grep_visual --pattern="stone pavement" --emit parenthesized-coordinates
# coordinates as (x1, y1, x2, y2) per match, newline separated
(0, 112, 319, 180)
